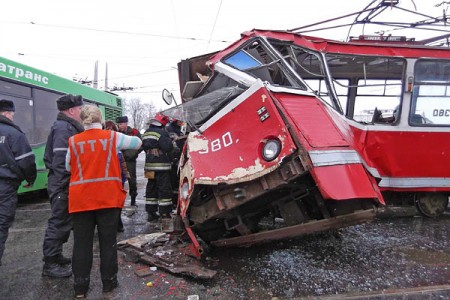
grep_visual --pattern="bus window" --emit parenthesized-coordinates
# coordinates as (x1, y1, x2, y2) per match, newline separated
(34, 89, 60, 144)
(411, 60, 450, 126)
(0, 79, 32, 98)
(0, 79, 34, 140)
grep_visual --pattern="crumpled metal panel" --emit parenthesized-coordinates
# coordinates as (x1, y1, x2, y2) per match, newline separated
(185, 81, 297, 185)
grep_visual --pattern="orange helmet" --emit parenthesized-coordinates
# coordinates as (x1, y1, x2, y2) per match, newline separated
(150, 112, 170, 126)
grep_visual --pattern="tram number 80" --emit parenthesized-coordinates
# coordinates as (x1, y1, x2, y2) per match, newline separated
(433, 109, 450, 117)
(199, 132, 234, 154)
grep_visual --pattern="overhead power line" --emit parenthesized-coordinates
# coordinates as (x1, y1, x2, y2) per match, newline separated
(28, 21, 231, 43)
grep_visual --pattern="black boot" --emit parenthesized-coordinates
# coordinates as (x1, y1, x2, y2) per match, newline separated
(41, 253, 71, 265)
(130, 195, 137, 207)
(74, 287, 88, 299)
(147, 212, 159, 222)
(102, 276, 118, 293)
(56, 253, 71, 265)
(42, 256, 72, 278)
(117, 217, 124, 232)
(74, 277, 90, 298)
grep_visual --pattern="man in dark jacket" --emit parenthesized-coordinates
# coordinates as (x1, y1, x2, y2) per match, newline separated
(142, 113, 173, 223)
(42, 94, 84, 278)
(165, 118, 186, 207)
(116, 116, 142, 206)
(0, 99, 37, 266)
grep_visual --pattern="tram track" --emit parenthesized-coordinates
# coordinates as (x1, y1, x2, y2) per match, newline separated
(305, 284, 450, 299)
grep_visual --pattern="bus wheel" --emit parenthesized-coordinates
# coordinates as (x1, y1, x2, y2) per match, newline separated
(415, 193, 449, 218)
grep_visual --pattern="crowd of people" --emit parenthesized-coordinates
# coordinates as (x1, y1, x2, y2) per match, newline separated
(0, 94, 185, 298)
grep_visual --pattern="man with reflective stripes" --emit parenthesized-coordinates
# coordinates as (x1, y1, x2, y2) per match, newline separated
(142, 113, 174, 223)
(66, 105, 142, 297)
(0, 99, 36, 266)
(42, 94, 84, 278)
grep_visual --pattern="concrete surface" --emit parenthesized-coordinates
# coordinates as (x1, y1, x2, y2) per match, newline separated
(1, 153, 450, 299)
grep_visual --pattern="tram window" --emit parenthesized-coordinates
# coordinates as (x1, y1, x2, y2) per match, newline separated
(412, 60, 450, 126)
(304, 79, 348, 112)
(225, 50, 261, 70)
(304, 80, 331, 105)
(331, 79, 349, 114)
(33, 89, 60, 144)
(325, 54, 405, 122)
(353, 79, 402, 123)
(224, 40, 306, 89)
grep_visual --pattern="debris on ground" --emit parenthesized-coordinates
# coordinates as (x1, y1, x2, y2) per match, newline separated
(118, 232, 217, 279)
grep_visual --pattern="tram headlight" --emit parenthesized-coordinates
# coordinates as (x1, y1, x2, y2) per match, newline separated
(262, 139, 281, 162)
(181, 181, 190, 200)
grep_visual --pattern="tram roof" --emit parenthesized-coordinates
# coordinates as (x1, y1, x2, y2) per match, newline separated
(208, 29, 450, 65)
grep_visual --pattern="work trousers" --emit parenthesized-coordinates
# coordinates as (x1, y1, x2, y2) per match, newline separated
(125, 160, 137, 198)
(43, 192, 72, 258)
(145, 171, 172, 215)
(72, 208, 120, 286)
(0, 179, 20, 264)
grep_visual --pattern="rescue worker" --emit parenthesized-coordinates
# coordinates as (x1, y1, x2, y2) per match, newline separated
(165, 118, 186, 207)
(142, 113, 173, 223)
(0, 99, 36, 266)
(116, 116, 142, 207)
(42, 94, 84, 278)
(66, 105, 142, 298)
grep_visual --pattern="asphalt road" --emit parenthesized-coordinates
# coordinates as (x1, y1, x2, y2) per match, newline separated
(1, 153, 450, 299)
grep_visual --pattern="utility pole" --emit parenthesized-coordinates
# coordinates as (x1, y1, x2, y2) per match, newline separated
(93, 60, 98, 89)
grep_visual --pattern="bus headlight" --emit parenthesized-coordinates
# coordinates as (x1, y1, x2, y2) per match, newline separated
(262, 139, 281, 162)
(181, 181, 190, 200)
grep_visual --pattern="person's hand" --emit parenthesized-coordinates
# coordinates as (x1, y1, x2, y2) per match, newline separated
(22, 182, 34, 188)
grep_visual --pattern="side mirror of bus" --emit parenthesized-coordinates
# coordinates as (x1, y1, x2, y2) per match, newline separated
(162, 89, 175, 106)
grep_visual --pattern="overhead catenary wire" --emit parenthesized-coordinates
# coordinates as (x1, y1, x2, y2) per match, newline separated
(27, 21, 231, 43)
(206, 0, 223, 51)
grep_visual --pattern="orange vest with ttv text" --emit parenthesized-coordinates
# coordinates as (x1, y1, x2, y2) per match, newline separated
(68, 129, 126, 213)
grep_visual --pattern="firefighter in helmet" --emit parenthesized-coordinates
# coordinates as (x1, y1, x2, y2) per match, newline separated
(142, 113, 174, 222)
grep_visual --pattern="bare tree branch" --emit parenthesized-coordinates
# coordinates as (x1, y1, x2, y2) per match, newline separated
(123, 97, 158, 131)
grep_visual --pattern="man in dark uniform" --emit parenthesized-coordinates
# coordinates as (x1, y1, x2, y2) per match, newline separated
(116, 116, 142, 207)
(42, 94, 84, 278)
(0, 99, 37, 266)
(142, 113, 173, 223)
(165, 118, 186, 207)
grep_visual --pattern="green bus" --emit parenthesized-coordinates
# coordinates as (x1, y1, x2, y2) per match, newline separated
(0, 56, 123, 195)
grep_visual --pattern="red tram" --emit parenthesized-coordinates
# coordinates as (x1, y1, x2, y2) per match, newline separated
(161, 1, 450, 255)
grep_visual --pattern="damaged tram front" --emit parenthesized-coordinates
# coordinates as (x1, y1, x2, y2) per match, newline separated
(163, 30, 450, 253)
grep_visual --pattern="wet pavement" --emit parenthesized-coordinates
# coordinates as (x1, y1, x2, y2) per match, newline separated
(1, 153, 450, 299)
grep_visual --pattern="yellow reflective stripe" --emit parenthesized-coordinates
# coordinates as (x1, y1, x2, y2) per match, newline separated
(159, 198, 173, 206)
(70, 136, 84, 181)
(142, 131, 160, 141)
(69, 177, 122, 186)
(104, 131, 115, 177)
(145, 198, 158, 205)
(145, 162, 171, 171)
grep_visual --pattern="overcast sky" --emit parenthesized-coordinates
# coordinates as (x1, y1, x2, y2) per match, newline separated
(0, 0, 447, 109)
